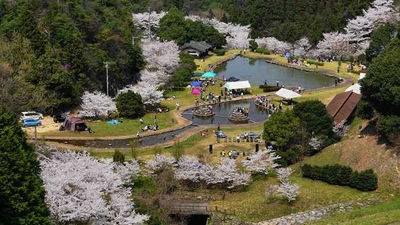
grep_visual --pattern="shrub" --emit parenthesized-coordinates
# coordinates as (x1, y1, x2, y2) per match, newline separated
(301, 164, 377, 191)
(113, 150, 125, 163)
(306, 59, 324, 66)
(116, 90, 145, 119)
(214, 49, 226, 56)
(377, 114, 400, 145)
(256, 48, 272, 55)
(356, 99, 375, 119)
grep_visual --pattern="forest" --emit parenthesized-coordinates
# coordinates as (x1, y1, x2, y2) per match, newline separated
(132, 0, 379, 44)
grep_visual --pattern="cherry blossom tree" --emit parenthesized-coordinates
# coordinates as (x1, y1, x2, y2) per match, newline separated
(315, 32, 353, 58)
(276, 181, 300, 202)
(132, 11, 167, 40)
(294, 37, 311, 57)
(242, 148, 281, 175)
(332, 120, 349, 137)
(208, 158, 251, 189)
(38, 148, 148, 224)
(275, 167, 300, 202)
(174, 156, 251, 189)
(174, 155, 206, 183)
(78, 91, 116, 118)
(309, 136, 324, 151)
(186, 15, 251, 49)
(145, 154, 175, 174)
(119, 78, 164, 105)
(141, 40, 180, 74)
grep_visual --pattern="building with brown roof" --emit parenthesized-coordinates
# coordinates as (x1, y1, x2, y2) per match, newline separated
(326, 91, 361, 124)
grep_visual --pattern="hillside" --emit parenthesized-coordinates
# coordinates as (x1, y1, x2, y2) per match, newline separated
(133, 0, 375, 44)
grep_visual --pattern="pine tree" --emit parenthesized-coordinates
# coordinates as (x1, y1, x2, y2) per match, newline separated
(0, 106, 51, 225)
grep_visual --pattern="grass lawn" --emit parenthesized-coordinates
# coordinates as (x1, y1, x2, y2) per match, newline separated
(39, 111, 179, 138)
(311, 196, 400, 225)
(211, 173, 373, 222)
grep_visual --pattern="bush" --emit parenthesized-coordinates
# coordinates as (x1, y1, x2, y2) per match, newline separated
(377, 115, 400, 145)
(256, 48, 271, 55)
(356, 99, 375, 119)
(302, 164, 377, 191)
(214, 49, 226, 56)
(306, 59, 324, 66)
(113, 150, 125, 163)
(116, 90, 145, 119)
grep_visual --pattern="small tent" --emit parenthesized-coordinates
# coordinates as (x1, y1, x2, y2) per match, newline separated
(223, 81, 251, 91)
(275, 88, 301, 99)
(63, 116, 88, 132)
(201, 71, 216, 78)
(192, 88, 201, 95)
(191, 81, 202, 87)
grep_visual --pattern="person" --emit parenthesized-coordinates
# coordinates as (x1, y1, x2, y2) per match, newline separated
(264, 79, 267, 85)
(276, 80, 280, 87)
(241, 92, 244, 99)
(139, 118, 143, 124)
(228, 151, 232, 158)
(175, 102, 180, 110)
(136, 131, 140, 138)
(217, 123, 220, 131)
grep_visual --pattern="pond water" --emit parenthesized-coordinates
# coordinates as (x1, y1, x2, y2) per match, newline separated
(182, 99, 269, 125)
(48, 124, 197, 149)
(214, 56, 335, 90)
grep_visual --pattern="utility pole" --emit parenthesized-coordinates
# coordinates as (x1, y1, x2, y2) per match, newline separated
(34, 126, 38, 149)
(104, 62, 109, 96)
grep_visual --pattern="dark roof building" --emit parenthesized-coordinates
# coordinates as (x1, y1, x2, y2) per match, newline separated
(181, 41, 213, 57)
(326, 91, 361, 124)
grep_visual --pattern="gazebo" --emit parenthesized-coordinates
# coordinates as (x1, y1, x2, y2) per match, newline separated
(223, 81, 251, 91)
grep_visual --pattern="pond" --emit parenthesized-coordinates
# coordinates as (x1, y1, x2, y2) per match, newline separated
(214, 56, 335, 90)
(182, 99, 269, 125)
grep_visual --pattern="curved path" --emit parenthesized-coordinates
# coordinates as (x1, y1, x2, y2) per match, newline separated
(38, 57, 354, 150)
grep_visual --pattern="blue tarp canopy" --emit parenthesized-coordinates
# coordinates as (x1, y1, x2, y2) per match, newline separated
(191, 81, 202, 87)
(226, 76, 240, 82)
(107, 119, 121, 125)
(201, 71, 216, 78)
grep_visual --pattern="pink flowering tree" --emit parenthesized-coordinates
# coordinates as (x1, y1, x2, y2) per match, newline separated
(145, 154, 175, 174)
(141, 40, 180, 74)
(242, 148, 281, 175)
(274, 168, 300, 202)
(78, 91, 116, 118)
(132, 11, 167, 40)
(38, 148, 148, 224)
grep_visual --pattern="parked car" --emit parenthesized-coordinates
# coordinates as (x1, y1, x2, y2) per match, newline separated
(22, 118, 42, 127)
(239, 131, 261, 139)
(20, 111, 43, 121)
(215, 130, 227, 138)
(53, 111, 70, 123)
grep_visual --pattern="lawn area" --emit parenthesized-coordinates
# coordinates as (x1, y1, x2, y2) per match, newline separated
(194, 50, 241, 73)
(39, 111, 179, 138)
(311, 196, 400, 225)
(211, 172, 373, 222)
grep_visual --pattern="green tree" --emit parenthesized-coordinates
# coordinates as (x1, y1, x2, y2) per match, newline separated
(0, 105, 51, 225)
(113, 150, 125, 163)
(360, 38, 400, 115)
(249, 39, 258, 51)
(263, 110, 302, 150)
(376, 114, 400, 145)
(293, 100, 334, 136)
(157, 7, 188, 45)
(116, 90, 145, 119)
(365, 23, 396, 64)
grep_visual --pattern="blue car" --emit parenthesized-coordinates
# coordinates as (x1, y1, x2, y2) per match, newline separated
(22, 118, 42, 127)
(215, 131, 227, 138)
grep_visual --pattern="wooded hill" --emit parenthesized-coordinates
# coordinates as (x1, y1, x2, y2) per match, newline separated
(132, 0, 377, 44)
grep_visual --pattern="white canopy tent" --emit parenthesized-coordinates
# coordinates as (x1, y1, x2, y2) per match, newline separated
(345, 83, 361, 94)
(275, 88, 301, 99)
(223, 80, 251, 91)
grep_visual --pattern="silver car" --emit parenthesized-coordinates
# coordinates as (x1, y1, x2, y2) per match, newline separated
(20, 111, 44, 121)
